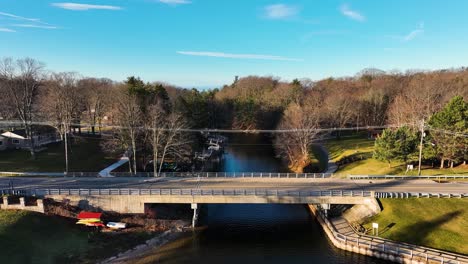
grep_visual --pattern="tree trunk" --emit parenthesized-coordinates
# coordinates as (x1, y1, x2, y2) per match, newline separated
(440, 157, 445, 169)
(64, 130, 69, 173)
(25, 123, 36, 160)
(450, 161, 454, 168)
(132, 139, 137, 175)
(158, 146, 168, 177)
(153, 133, 159, 177)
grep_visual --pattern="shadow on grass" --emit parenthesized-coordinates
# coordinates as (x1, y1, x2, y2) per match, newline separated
(389, 210, 463, 246)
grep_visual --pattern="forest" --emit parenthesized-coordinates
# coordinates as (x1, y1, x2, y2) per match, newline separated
(1, 58, 467, 173)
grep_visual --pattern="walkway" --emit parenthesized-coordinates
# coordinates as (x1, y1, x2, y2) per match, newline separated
(325, 214, 468, 264)
(98, 150, 131, 177)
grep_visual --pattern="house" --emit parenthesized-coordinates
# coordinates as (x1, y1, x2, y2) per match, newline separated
(0, 125, 61, 150)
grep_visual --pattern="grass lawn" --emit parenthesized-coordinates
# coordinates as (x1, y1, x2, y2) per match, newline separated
(0, 210, 88, 263)
(0, 210, 155, 264)
(324, 133, 468, 176)
(335, 157, 468, 176)
(325, 133, 375, 162)
(362, 199, 468, 254)
(0, 137, 118, 172)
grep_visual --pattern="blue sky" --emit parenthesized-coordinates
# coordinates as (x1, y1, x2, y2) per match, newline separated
(1, 0, 468, 88)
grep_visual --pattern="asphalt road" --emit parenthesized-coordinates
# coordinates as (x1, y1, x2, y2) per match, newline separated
(1, 177, 467, 193)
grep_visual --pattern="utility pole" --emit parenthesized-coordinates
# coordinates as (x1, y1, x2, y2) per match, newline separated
(417, 118, 425, 176)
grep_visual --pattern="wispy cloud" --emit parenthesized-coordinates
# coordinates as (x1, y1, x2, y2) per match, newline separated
(264, 4, 299, 20)
(387, 23, 425, 42)
(0, 27, 16, 33)
(340, 4, 365, 22)
(158, 0, 191, 5)
(0, 11, 57, 31)
(177, 51, 302, 61)
(0, 11, 48, 25)
(51, 3, 122, 11)
(12, 24, 59, 29)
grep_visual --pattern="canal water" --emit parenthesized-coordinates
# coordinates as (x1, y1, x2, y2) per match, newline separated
(139, 134, 388, 264)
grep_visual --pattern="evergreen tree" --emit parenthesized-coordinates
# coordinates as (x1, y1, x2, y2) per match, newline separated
(428, 96, 468, 168)
(374, 126, 418, 167)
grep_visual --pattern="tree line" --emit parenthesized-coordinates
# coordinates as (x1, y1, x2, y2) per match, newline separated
(0, 58, 467, 173)
(374, 96, 468, 169)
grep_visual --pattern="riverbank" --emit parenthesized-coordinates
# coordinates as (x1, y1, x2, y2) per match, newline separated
(101, 227, 189, 263)
(308, 204, 468, 264)
(0, 198, 191, 264)
(362, 199, 468, 255)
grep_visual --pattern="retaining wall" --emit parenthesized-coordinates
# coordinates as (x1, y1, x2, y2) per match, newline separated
(0, 197, 45, 213)
(308, 205, 467, 264)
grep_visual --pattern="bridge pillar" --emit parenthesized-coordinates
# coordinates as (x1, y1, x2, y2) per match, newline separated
(321, 203, 330, 217)
(191, 203, 198, 229)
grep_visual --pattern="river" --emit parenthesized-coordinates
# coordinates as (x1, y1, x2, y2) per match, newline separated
(136, 134, 388, 264)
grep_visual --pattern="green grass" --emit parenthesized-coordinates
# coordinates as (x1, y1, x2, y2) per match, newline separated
(0, 210, 88, 263)
(0, 210, 155, 264)
(363, 199, 468, 254)
(0, 137, 118, 172)
(324, 133, 468, 176)
(336, 158, 468, 176)
(325, 134, 375, 162)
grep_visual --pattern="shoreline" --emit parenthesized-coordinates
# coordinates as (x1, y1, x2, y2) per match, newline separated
(308, 204, 468, 264)
(101, 227, 190, 264)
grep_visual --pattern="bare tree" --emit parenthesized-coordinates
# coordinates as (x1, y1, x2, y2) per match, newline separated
(41, 72, 82, 172)
(78, 78, 112, 134)
(0, 57, 44, 159)
(147, 103, 166, 176)
(147, 103, 191, 176)
(274, 101, 321, 172)
(114, 87, 142, 174)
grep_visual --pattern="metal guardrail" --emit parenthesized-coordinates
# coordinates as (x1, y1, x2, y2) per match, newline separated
(40, 188, 372, 197)
(0, 171, 334, 178)
(0, 172, 100, 177)
(316, 209, 468, 264)
(349, 174, 468, 180)
(0, 189, 28, 196)
(375, 192, 468, 199)
(112, 172, 334, 178)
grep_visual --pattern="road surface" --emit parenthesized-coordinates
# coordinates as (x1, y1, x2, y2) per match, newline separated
(1, 177, 467, 193)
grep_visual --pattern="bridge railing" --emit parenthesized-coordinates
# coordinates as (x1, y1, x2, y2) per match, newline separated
(38, 188, 372, 197)
(349, 174, 468, 180)
(0, 189, 29, 196)
(112, 172, 335, 178)
(375, 192, 467, 199)
(315, 208, 467, 264)
(0, 171, 334, 178)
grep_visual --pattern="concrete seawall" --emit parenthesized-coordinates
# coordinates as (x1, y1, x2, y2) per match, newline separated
(308, 205, 468, 264)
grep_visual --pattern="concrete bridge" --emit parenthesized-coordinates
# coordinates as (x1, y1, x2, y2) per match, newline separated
(41, 188, 380, 214)
(2, 176, 466, 222)
(2, 175, 467, 232)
